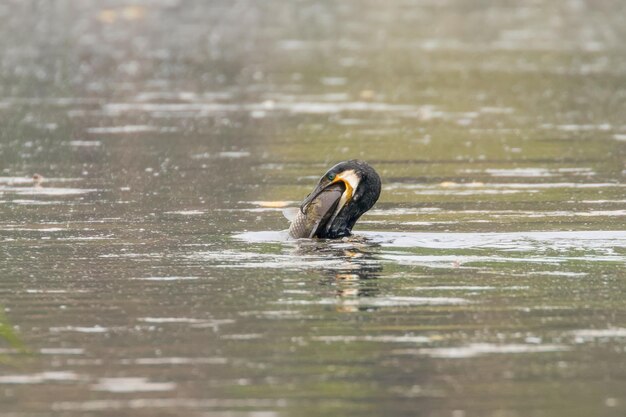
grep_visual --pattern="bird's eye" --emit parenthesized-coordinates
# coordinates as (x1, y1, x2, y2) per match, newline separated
(327, 173, 336, 181)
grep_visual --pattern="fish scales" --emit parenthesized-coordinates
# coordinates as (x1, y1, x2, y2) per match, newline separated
(288, 210, 310, 238)
(288, 186, 343, 239)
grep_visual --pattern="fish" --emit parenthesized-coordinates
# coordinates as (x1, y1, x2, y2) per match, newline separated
(286, 182, 345, 239)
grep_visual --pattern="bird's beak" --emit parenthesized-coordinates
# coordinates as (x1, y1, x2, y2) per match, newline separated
(300, 171, 357, 214)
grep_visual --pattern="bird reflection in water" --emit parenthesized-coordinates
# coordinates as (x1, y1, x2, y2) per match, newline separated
(287, 236, 383, 312)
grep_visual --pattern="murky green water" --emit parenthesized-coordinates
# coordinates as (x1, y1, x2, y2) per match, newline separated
(1, 1, 625, 416)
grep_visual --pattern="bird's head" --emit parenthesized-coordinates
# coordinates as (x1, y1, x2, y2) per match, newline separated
(300, 160, 381, 238)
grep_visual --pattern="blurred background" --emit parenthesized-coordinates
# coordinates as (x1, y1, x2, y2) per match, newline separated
(1, 1, 625, 416)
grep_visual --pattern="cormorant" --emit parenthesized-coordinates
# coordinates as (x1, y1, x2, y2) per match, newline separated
(287, 160, 381, 239)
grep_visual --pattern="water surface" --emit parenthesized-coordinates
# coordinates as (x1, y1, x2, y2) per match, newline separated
(1, 1, 625, 416)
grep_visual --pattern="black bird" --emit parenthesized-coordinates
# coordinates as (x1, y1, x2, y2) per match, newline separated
(287, 160, 381, 239)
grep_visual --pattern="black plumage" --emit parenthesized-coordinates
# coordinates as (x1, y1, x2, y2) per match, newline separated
(292, 160, 381, 239)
